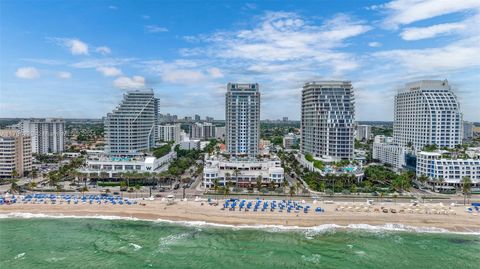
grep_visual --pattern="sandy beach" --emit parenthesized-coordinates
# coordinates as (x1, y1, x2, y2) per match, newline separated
(2, 198, 480, 233)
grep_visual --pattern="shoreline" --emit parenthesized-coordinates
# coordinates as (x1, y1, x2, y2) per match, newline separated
(1, 200, 479, 234)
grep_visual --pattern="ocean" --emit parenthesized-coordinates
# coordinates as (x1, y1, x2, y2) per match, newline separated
(0, 215, 479, 269)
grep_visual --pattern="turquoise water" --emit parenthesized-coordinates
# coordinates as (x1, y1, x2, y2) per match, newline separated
(1, 217, 479, 269)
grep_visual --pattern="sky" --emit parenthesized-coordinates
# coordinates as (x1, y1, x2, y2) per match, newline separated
(0, 0, 479, 121)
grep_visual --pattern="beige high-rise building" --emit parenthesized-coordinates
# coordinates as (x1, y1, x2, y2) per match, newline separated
(0, 129, 32, 179)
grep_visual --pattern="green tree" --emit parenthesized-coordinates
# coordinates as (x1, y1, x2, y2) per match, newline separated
(461, 176, 472, 205)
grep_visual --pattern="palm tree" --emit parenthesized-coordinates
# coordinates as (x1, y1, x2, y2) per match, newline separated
(9, 179, 20, 194)
(212, 178, 219, 192)
(233, 169, 240, 187)
(289, 185, 296, 198)
(225, 172, 231, 188)
(256, 175, 262, 191)
(461, 176, 472, 205)
(11, 169, 19, 180)
(134, 184, 141, 198)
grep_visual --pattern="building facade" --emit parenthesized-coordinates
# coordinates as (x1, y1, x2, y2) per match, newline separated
(372, 140, 406, 169)
(0, 130, 32, 178)
(301, 81, 355, 160)
(105, 90, 159, 156)
(215, 126, 226, 140)
(189, 122, 215, 140)
(17, 118, 65, 154)
(393, 80, 462, 151)
(225, 83, 260, 157)
(416, 151, 480, 185)
(283, 133, 299, 149)
(356, 124, 372, 141)
(463, 121, 474, 139)
(158, 124, 181, 143)
(203, 157, 284, 188)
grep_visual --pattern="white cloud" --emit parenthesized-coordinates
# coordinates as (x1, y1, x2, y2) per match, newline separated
(373, 36, 480, 73)
(142, 15, 150, 20)
(374, 0, 480, 28)
(368, 42, 382, 47)
(113, 76, 145, 90)
(71, 58, 134, 68)
(96, 66, 122, 77)
(15, 67, 40, 79)
(108, 5, 117, 10)
(57, 71, 71, 79)
(400, 22, 466, 40)
(207, 68, 224, 78)
(49, 38, 89, 55)
(145, 25, 168, 33)
(20, 58, 64, 65)
(95, 46, 112, 55)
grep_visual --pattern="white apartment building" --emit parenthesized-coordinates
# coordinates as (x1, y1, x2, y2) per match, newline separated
(301, 81, 355, 160)
(372, 140, 406, 169)
(189, 122, 215, 140)
(416, 151, 480, 186)
(0, 129, 32, 178)
(158, 124, 181, 143)
(393, 80, 462, 151)
(105, 90, 159, 155)
(356, 125, 372, 141)
(203, 157, 284, 188)
(17, 118, 65, 154)
(225, 83, 260, 157)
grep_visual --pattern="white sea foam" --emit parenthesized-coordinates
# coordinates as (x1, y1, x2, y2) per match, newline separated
(128, 243, 142, 251)
(14, 253, 25, 260)
(1, 212, 479, 235)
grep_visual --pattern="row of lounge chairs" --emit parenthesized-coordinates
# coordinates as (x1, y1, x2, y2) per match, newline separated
(222, 199, 325, 214)
(0, 194, 138, 206)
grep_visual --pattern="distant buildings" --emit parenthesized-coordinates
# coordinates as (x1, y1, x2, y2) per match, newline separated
(0, 129, 32, 178)
(283, 133, 299, 149)
(355, 124, 372, 141)
(206, 116, 214, 122)
(158, 123, 181, 143)
(203, 157, 284, 188)
(282, 117, 288, 122)
(225, 83, 260, 157)
(393, 80, 462, 151)
(189, 122, 215, 140)
(416, 150, 480, 186)
(301, 81, 355, 161)
(194, 114, 201, 122)
(104, 90, 159, 156)
(463, 121, 474, 139)
(17, 118, 65, 154)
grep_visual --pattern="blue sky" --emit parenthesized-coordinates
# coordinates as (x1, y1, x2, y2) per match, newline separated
(1, 0, 479, 121)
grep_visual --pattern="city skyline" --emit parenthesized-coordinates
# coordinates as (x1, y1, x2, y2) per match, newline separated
(1, 0, 480, 121)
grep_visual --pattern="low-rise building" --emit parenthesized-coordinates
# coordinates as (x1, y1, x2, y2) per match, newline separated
(0, 129, 32, 178)
(180, 140, 200, 150)
(283, 133, 299, 149)
(416, 150, 480, 185)
(79, 150, 175, 177)
(203, 156, 284, 188)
